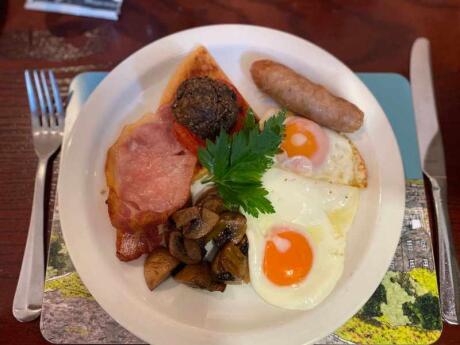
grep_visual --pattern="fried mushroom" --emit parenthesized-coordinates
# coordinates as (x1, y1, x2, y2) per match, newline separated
(171, 207, 200, 228)
(195, 188, 226, 214)
(174, 262, 226, 292)
(168, 231, 202, 264)
(205, 211, 247, 247)
(171, 206, 220, 240)
(182, 208, 220, 239)
(212, 242, 249, 283)
(144, 248, 180, 290)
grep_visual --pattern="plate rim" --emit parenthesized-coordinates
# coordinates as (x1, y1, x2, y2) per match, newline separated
(58, 24, 405, 345)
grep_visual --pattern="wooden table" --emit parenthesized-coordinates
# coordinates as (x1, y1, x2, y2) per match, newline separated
(1, 1, 459, 344)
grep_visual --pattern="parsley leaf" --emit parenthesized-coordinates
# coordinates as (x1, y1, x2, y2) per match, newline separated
(198, 109, 286, 217)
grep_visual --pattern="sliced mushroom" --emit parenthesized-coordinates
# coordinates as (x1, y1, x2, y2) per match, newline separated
(171, 207, 200, 228)
(168, 231, 201, 264)
(144, 248, 180, 290)
(205, 211, 247, 247)
(174, 262, 226, 292)
(195, 188, 226, 214)
(212, 242, 249, 283)
(238, 235, 249, 256)
(222, 242, 250, 283)
(184, 238, 203, 262)
(195, 187, 219, 204)
(183, 208, 220, 239)
(211, 249, 235, 282)
(200, 195, 226, 214)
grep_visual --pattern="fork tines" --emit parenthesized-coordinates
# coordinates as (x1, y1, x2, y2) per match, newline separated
(25, 69, 64, 131)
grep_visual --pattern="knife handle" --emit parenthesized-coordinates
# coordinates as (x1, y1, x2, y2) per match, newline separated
(429, 176, 460, 324)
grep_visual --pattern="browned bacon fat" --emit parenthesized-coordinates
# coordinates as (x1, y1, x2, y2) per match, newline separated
(250, 60, 364, 132)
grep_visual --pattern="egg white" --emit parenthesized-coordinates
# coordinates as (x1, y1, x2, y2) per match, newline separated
(277, 126, 357, 186)
(245, 167, 359, 310)
(261, 108, 360, 187)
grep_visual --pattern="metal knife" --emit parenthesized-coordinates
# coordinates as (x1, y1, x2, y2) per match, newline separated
(410, 37, 460, 325)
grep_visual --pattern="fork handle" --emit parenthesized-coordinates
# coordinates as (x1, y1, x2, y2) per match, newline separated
(12, 159, 47, 322)
(430, 176, 460, 324)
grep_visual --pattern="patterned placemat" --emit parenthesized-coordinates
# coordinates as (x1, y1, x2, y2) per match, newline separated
(40, 72, 442, 344)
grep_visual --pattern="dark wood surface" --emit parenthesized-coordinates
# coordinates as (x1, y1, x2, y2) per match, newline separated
(1, 1, 459, 344)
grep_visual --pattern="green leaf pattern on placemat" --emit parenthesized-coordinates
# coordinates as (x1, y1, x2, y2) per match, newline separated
(46, 223, 75, 280)
(329, 180, 442, 345)
(40, 206, 144, 344)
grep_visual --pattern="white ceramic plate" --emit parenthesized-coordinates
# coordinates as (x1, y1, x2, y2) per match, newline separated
(58, 25, 405, 345)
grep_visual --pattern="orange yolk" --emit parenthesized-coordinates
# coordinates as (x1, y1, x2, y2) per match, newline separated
(281, 122, 318, 158)
(263, 230, 313, 286)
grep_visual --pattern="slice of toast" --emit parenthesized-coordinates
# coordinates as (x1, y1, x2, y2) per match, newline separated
(159, 45, 247, 107)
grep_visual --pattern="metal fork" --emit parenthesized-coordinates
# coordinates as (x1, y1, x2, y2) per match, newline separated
(12, 70, 64, 322)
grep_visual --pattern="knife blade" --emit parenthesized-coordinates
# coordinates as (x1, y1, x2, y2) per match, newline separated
(411, 38, 445, 178)
(410, 37, 460, 325)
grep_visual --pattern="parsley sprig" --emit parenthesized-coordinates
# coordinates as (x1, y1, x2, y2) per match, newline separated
(198, 109, 286, 217)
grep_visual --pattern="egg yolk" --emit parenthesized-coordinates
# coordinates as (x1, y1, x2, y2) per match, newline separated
(281, 122, 318, 158)
(263, 230, 313, 286)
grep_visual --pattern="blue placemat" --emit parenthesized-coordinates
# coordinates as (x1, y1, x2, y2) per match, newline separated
(40, 72, 442, 345)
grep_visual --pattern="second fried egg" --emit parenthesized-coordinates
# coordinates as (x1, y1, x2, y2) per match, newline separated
(245, 167, 359, 310)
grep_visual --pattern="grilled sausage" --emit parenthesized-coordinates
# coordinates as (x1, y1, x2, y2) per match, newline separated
(250, 60, 364, 132)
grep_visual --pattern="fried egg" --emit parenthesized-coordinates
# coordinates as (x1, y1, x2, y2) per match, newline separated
(262, 109, 367, 188)
(245, 167, 359, 310)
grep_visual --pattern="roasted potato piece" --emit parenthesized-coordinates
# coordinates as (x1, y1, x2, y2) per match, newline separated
(212, 242, 249, 283)
(168, 231, 202, 264)
(171, 207, 200, 228)
(183, 208, 220, 239)
(206, 211, 247, 247)
(174, 262, 226, 292)
(144, 248, 180, 290)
